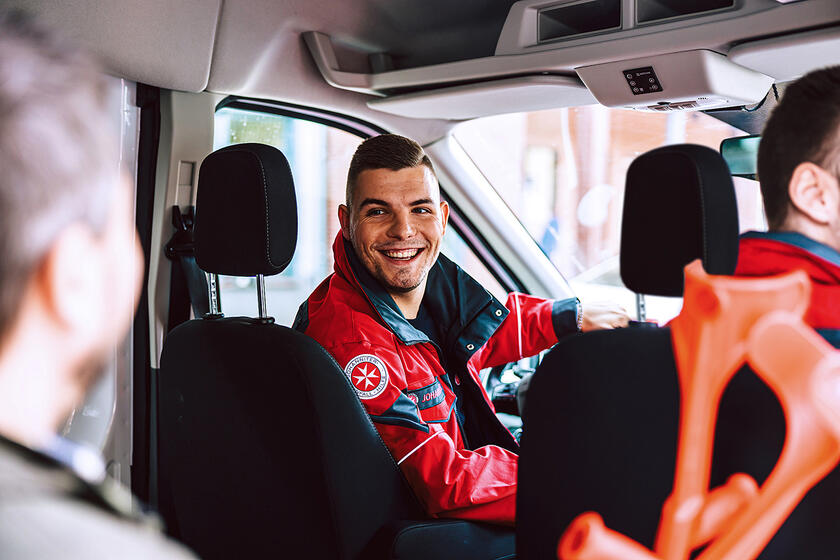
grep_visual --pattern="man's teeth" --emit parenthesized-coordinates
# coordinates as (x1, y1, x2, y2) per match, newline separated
(384, 248, 420, 259)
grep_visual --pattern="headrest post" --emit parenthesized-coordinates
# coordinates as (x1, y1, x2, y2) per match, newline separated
(207, 273, 222, 316)
(256, 274, 268, 319)
(636, 293, 647, 322)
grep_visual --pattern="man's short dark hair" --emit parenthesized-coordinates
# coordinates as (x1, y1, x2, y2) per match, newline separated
(346, 134, 436, 207)
(0, 13, 115, 345)
(758, 66, 840, 229)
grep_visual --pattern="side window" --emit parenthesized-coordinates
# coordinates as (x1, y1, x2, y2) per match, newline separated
(213, 107, 508, 325)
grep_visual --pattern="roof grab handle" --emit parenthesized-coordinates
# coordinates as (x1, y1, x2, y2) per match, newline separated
(302, 31, 383, 96)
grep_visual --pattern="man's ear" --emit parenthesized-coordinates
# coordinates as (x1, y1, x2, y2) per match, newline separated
(788, 162, 838, 225)
(338, 204, 351, 240)
(439, 200, 450, 234)
(38, 224, 103, 337)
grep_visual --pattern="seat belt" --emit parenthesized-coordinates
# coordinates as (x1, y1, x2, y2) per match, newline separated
(164, 206, 209, 332)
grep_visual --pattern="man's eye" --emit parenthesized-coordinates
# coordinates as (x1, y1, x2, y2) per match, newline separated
(367, 208, 385, 216)
(413, 207, 432, 214)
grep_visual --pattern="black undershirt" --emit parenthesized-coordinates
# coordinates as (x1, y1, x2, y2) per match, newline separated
(407, 305, 467, 431)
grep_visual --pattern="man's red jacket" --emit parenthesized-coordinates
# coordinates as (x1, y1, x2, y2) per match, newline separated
(294, 234, 579, 525)
(736, 231, 840, 346)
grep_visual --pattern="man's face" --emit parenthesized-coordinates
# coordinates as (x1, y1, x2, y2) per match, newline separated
(339, 165, 449, 296)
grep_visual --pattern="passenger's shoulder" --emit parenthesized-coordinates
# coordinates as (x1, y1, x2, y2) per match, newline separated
(0, 495, 197, 559)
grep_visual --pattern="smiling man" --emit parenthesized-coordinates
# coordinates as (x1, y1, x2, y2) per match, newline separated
(295, 134, 628, 525)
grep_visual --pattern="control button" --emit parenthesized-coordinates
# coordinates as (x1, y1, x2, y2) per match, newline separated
(630, 80, 636, 86)
(626, 73, 633, 79)
(466, 343, 475, 351)
(495, 309, 503, 316)
(633, 87, 639, 93)
(650, 85, 658, 90)
(649, 78, 655, 83)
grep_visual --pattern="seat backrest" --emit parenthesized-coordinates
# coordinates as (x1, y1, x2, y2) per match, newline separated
(517, 144, 742, 558)
(158, 143, 424, 560)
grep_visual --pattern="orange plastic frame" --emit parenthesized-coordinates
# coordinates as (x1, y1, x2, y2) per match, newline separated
(557, 260, 840, 560)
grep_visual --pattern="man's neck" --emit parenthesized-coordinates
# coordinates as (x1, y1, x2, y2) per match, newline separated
(389, 277, 428, 320)
(778, 217, 840, 254)
(0, 324, 80, 449)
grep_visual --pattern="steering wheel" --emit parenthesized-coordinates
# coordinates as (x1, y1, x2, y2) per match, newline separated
(483, 360, 537, 416)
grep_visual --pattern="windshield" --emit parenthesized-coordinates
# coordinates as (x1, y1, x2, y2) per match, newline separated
(453, 106, 765, 323)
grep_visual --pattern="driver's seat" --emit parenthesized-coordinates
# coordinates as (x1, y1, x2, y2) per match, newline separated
(157, 143, 516, 559)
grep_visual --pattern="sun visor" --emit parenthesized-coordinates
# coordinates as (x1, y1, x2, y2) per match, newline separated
(576, 50, 773, 112)
(366, 75, 596, 119)
(728, 26, 840, 82)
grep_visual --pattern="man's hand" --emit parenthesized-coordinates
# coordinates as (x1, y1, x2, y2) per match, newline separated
(580, 300, 630, 331)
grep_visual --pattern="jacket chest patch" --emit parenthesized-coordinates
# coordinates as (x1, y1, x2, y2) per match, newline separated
(344, 354, 389, 400)
(407, 378, 446, 410)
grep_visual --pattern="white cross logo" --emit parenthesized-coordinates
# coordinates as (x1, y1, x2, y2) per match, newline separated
(353, 364, 379, 390)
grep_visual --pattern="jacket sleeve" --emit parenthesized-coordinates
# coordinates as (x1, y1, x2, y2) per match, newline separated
(327, 339, 518, 526)
(472, 293, 579, 370)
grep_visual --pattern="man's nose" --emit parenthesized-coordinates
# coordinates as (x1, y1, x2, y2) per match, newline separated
(387, 211, 416, 239)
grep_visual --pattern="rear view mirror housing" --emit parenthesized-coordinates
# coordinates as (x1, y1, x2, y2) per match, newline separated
(720, 135, 761, 180)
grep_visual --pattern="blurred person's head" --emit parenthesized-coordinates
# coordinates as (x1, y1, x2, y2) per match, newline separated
(758, 66, 840, 249)
(0, 14, 142, 446)
(339, 134, 448, 316)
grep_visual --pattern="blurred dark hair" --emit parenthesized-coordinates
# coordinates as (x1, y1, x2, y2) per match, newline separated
(0, 12, 115, 344)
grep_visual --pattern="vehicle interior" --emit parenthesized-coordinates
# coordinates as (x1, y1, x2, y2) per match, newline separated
(9, 0, 840, 558)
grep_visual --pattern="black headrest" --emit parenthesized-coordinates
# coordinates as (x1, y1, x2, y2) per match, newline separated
(620, 144, 738, 297)
(194, 143, 297, 277)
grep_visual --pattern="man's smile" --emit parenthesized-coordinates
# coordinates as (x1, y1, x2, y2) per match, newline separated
(379, 247, 425, 262)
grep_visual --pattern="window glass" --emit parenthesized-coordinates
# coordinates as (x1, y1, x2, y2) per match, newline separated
(453, 107, 760, 324)
(213, 108, 507, 324)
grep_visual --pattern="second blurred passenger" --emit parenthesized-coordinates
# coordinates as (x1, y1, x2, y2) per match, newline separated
(736, 66, 840, 346)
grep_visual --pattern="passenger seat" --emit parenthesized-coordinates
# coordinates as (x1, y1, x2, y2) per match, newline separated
(517, 144, 741, 558)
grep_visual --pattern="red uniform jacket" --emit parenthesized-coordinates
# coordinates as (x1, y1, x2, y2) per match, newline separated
(736, 231, 840, 346)
(294, 235, 579, 525)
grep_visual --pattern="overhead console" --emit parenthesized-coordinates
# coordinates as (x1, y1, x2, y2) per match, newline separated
(303, 0, 839, 119)
(576, 50, 773, 112)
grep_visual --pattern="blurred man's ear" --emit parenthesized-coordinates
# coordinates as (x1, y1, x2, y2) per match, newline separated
(39, 224, 105, 344)
(338, 204, 351, 240)
(787, 162, 840, 225)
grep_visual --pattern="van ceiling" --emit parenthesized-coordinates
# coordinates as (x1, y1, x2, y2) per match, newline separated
(11, 0, 522, 141)
(8, 0, 840, 142)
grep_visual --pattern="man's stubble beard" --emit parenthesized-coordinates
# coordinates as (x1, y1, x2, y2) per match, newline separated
(350, 234, 428, 294)
(373, 260, 426, 294)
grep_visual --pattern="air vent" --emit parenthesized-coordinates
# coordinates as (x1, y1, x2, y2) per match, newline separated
(538, 0, 621, 43)
(647, 101, 699, 111)
(637, 0, 735, 24)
